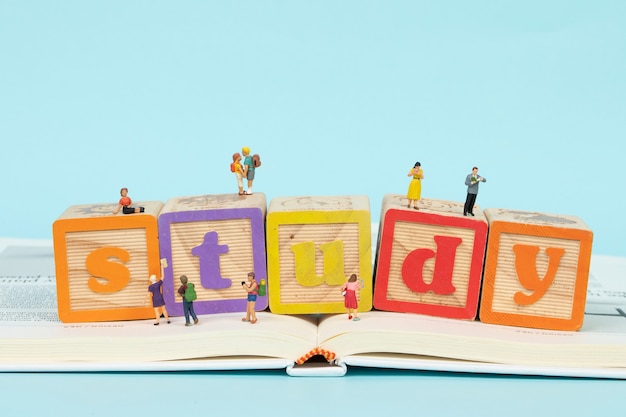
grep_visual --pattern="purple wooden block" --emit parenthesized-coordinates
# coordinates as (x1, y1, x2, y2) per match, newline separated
(158, 194, 267, 316)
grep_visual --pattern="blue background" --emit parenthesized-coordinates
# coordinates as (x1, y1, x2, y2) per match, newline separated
(2, 2, 626, 413)
(1, 368, 626, 416)
(2, 1, 625, 256)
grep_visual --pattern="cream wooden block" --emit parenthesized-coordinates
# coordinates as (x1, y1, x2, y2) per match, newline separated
(158, 193, 267, 316)
(266, 196, 372, 314)
(53, 201, 164, 322)
(374, 195, 488, 319)
(480, 208, 593, 330)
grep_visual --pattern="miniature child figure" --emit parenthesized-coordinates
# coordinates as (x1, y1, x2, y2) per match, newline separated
(342, 274, 363, 321)
(242, 146, 255, 195)
(113, 187, 145, 214)
(463, 166, 487, 216)
(407, 161, 424, 210)
(231, 152, 245, 195)
(177, 275, 198, 327)
(148, 274, 170, 325)
(241, 272, 258, 324)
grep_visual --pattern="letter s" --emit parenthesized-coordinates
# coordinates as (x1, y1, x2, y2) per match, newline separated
(85, 247, 131, 293)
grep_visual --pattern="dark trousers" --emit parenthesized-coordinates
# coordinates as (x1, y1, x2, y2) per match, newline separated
(183, 300, 197, 324)
(464, 193, 477, 215)
(122, 206, 145, 214)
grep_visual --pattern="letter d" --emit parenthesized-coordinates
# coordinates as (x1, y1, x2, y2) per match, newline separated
(401, 236, 462, 295)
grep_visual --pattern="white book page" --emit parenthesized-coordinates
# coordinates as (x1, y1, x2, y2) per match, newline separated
(0, 239, 317, 365)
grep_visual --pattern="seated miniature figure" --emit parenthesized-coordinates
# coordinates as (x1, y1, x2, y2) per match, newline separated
(113, 187, 145, 214)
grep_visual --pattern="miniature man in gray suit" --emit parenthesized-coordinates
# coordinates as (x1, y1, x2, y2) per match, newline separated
(463, 167, 487, 216)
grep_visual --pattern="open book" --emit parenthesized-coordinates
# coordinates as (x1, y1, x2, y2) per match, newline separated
(1, 237, 626, 378)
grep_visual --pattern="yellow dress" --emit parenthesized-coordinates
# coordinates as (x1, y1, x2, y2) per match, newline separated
(407, 169, 423, 200)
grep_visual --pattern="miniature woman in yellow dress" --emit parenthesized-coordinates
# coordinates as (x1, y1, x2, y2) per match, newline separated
(407, 161, 424, 210)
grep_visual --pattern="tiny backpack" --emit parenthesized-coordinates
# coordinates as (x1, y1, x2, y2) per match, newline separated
(230, 162, 236, 172)
(252, 154, 261, 168)
(184, 283, 197, 302)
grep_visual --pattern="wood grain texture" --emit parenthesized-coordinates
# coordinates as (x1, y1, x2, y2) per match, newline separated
(267, 195, 372, 314)
(169, 218, 254, 301)
(53, 202, 163, 322)
(374, 195, 487, 320)
(480, 208, 593, 331)
(158, 193, 268, 316)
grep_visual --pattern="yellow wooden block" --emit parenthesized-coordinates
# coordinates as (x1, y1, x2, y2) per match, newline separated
(480, 208, 593, 331)
(266, 196, 372, 314)
(52, 202, 164, 323)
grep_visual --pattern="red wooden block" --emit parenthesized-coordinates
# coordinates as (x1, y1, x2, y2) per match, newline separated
(374, 195, 488, 319)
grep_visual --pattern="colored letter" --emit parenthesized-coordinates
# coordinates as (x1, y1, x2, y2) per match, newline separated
(86, 247, 131, 293)
(291, 240, 346, 287)
(191, 231, 232, 289)
(512, 244, 565, 305)
(401, 235, 463, 294)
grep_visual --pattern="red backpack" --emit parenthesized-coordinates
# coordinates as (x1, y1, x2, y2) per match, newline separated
(252, 154, 261, 168)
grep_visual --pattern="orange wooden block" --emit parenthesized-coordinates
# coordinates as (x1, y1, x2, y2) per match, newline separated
(480, 208, 593, 331)
(52, 202, 163, 322)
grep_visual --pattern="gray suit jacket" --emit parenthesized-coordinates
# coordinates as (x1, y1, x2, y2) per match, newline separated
(465, 174, 486, 195)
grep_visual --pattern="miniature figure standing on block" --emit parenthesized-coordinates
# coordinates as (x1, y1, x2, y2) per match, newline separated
(407, 162, 424, 210)
(241, 272, 259, 324)
(113, 187, 145, 214)
(463, 167, 486, 216)
(241, 146, 261, 195)
(342, 274, 363, 321)
(231, 152, 245, 195)
(178, 275, 199, 327)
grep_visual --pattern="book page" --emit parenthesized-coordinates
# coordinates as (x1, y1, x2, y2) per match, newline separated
(0, 239, 318, 365)
(318, 255, 626, 370)
(0, 242, 59, 323)
(318, 310, 626, 368)
(587, 254, 626, 306)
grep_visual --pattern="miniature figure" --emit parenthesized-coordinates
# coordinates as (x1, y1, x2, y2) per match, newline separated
(342, 274, 363, 321)
(231, 152, 245, 195)
(463, 167, 487, 216)
(178, 275, 199, 326)
(242, 146, 255, 195)
(147, 274, 170, 325)
(406, 162, 424, 210)
(241, 272, 258, 324)
(113, 187, 144, 214)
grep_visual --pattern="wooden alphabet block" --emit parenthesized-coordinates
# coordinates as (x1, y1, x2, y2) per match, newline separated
(158, 193, 268, 316)
(266, 196, 372, 314)
(52, 202, 164, 323)
(479, 208, 593, 331)
(373, 195, 488, 319)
